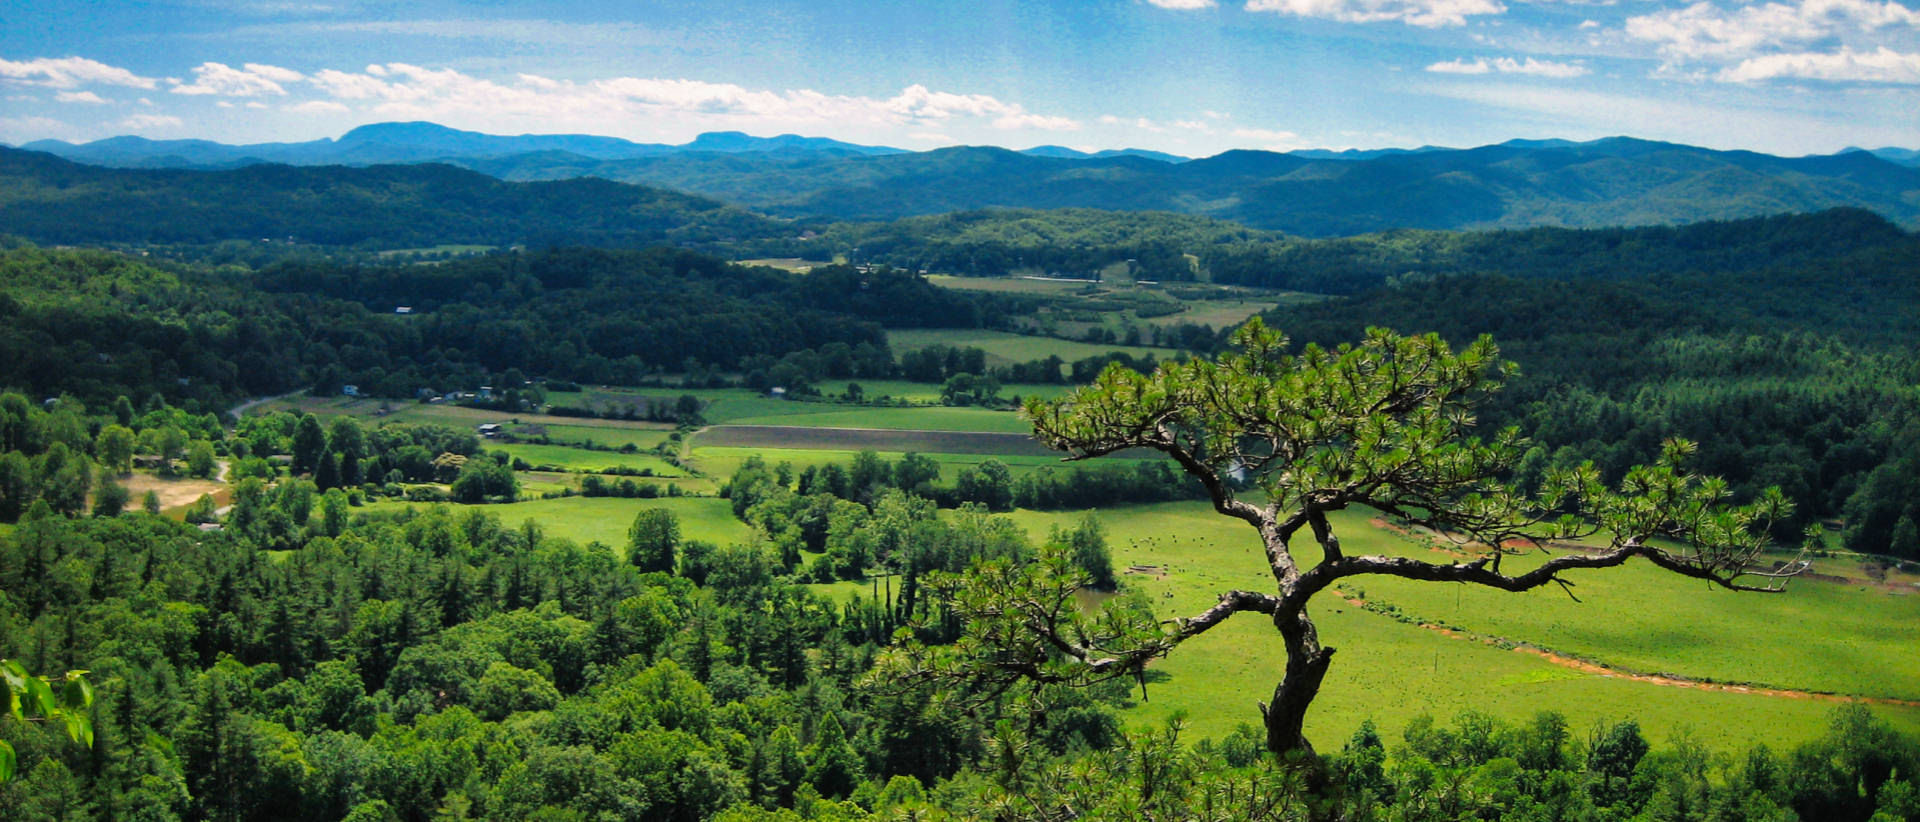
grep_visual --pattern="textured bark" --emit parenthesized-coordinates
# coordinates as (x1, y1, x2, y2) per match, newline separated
(1265, 608, 1333, 756)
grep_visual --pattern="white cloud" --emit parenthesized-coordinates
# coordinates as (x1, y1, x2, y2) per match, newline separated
(1246, 0, 1506, 27)
(287, 99, 350, 114)
(171, 62, 305, 96)
(1625, 0, 1920, 61)
(120, 114, 183, 130)
(246, 101, 269, 109)
(1427, 56, 1591, 76)
(303, 64, 1080, 132)
(0, 57, 158, 89)
(1230, 127, 1310, 150)
(54, 90, 110, 104)
(1719, 45, 1920, 82)
(216, 100, 235, 108)
(1147, 0, 1218, 8)
(0, 116, 72, 140)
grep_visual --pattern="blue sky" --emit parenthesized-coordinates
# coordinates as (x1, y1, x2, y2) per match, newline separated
(2, 0, 1915, 156)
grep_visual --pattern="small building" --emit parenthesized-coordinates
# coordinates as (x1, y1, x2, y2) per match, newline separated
(342, 384, 359, 397)
(476, 423, 504, 438)
(395, 306, 413, 315)
(768, 387, 788, 399)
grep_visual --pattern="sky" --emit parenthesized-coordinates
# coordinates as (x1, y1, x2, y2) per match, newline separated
(1, 0, 1916, 157)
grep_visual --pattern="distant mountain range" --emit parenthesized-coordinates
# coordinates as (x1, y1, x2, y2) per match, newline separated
(0, 145, 782, 248)
(7, 121, 1920, 236)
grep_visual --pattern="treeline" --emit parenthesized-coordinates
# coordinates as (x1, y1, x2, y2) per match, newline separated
(1261, 269, 1920, 559)
(749, 206, 1916, 299)
(0, 245, 1038, 410)
(0, 146, 787, 248)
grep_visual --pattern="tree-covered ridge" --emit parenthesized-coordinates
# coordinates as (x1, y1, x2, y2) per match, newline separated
(0, 147, 787, 248)
(771, 206, 1913, 296)
(1260, 270, 1920, 559)
(452, 136, 1920, 235)
(0, 245, 1043, 408)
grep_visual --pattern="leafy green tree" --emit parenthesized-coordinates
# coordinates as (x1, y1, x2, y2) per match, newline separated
(92, 468, 129, 517)
(291, 414, 328, 475)
(805, 713, 862, 799)
(141, 489, 161, 515)
(889, 320, 1806, 757)
(0, 452, 32, 522)
(0, 660, 94, 782)
(187, 439, 218, 479)
(95, 424, 136, 475)
(628, 508, 681, 573)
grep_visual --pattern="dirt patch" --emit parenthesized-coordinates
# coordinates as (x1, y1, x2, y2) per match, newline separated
(119, 472, 228, 515)
(1125, 564, 1169, 578)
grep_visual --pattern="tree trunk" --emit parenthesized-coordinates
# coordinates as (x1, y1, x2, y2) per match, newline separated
(1265, 606, 1334, 756)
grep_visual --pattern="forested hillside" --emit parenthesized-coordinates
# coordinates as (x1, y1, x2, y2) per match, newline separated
(453, 136, 1920, 235)
(0, 245, 1031, 408)
(0, 148, 785, 248)
(1259, 228, 1920, 559)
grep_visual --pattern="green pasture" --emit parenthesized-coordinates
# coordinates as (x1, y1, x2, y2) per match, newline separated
(688, 446, 1107, 483)
(494, 443, 684, 475)
(810, 379, 1078, 404)
(473, 496, 750, 555)
(518, 423, 673, 450)
(981, 502, 1920, 751)
(733, 257, 817, 273)
(723, 405, 1033, 433)
(887, 328, 1178, 368)
(924, 274, 1096, 296)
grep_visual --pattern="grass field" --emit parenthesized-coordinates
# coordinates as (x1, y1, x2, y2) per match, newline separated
(517, 423, 673, 450)
(456, 496, 750, 555)
(494, 443, 685, 475)
(960, 502, 1920, 751)
(808, 380, 1079, 404)
(686, 445, 1139, 483)
(924, 274, 1097, 296)
(719, 405, 1034, 433)
(733, 257, 817, 273)
(888, 328, 1178, 369)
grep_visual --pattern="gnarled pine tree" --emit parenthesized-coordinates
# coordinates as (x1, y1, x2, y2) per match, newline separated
(876, 320, 1806, 758)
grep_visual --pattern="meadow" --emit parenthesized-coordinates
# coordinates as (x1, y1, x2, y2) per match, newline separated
(493, 442, 684, 475)
(887, 328, 1177, 368)
(984, 503, 1920, 751)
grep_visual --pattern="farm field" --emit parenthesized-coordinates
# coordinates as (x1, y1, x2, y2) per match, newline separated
(720, 404, 1034, 433)
(947, 502, 1920, 751)
(697, 426, 1061, 457)
(384, 496, 753, 555)
(686, 445, 1129, 483)
(887, 328, 1177, 368)
(493, 442, 684, 475)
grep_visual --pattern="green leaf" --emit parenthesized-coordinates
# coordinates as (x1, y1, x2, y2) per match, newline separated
(25, 676, 55, 718)
(0, 739, 13, 783)
(60, 675, 92, 713)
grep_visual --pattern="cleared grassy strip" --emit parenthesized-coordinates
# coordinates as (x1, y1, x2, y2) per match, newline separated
(255, 395, 678, 435)
(724, 406, 1033, 433)
(493, 443, 684, 475)
(689, 446, 1115, 483)
(810, 379, 1078, 403)
(476, 497, 750, 554)
(1000, 503, 1920, 751)
(924, 274, 1094, 296)
(517, 423, 674, 450)
(697, 425, 1069, 456)
(888, 328, 1177, 368)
